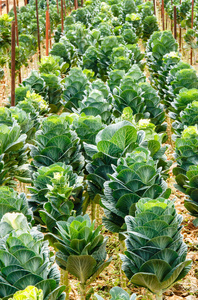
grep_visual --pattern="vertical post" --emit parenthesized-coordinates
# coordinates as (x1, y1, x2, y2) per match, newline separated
(35, 0, 41, 62)
(0, 0, 2, 15)
(81, 0, 83, 7)
(46, 0, 51, 48)
(13, 0, 21, 83)
(74, 0, 78, 10)
(6, 0, 9, 13)
(63, 0, 66, 16)
(46, 10, 49, 56)
(179, 0, 182, 50)
(24, 0, 27, 6)
(161, 0, 164, 31)
(174, 6, 177, 40)
(191, 0, 194, 29)
(171, 0, 173, 33)
(190, 0, 194, 65)
(61, 0, 64, 32)
(11, 21, 16, 107)
(13, 0, 19, 47)
(153, 0, 156, 15)
(56, 0, 59, 14)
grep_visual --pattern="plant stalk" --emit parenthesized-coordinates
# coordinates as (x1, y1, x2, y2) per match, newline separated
(80, 283, 86, 300)
(119, 237, 126, 288)
(91, 201, 96, 222)
(156, 293, 163, 300)
(64, 270, 70, 300)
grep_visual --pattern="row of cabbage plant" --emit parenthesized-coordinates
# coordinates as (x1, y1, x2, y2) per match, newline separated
(146, 29, 198, 226)
(0, 0, 193, 299)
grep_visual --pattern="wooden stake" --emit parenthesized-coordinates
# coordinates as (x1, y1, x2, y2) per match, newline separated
(179, 0, 182, 50)
(171, 0, 173, 33)
(81, 0, 83, 7)
(46, 0, 51, 48)
(46, 10, 49, 56)
(153, 0, 156, 15)
(35, 0, 41, 62)
(161, 0, 164, 31)
(6, 0, 9, 13)
(63, 0, 66, 16)
(190, 0, 194, 65)
(174, 6, 177, 40)
(191, 0, 194, 29)
(74, 0, 78, 10)
(0, 0, 2, 15)
(61, 0, 64, 31)
(13, 0, 21, 83)
(56, 0, 59, 14)
(13, 0, 19, 46)
(11, 21, 16, 107)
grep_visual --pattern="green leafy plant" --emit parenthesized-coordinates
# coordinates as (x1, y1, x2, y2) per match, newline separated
(94, 287, 136, 300)
(146, 31, 178, 92)
(85, 121, 140, 203)
(30, 115, 84, 173)
(72, 114, 104, 146)
(29, 163, 84, 230)
(150, 52, 181, 107)
(8, 286, 43, 300)
(102, 147, 171, 234)
(121, 198, 192, 299)
(142, 16, 159, 41)
(172, 100, 198, 137)
(173, 126, 198, 191)
(22, 71, 46, 97)
(180, 165, 198, 226)
(16, 91, 49, 133)
(49, 215, 111, 300)
(50, 38, 75, 65)
(61, 67, 88, 112)
(168, 68, 198, 104)
(0, 124, 30, 187)
(0, 186, 32, 222)
(41, 73, 63, 113)
(78, 89, 112, 124)
(0, 213, 66, 300)
(171, 88, 198, 118)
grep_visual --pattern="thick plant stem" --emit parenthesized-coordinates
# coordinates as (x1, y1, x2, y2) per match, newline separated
(119, 237, 126, 288)
(156, 293, 163, 300)
(60, 269, 70, 299)
(80, 283, 86, 300)
(96, 203, 100, 226)
(91, 201, 96, 222)
(64, 270, 70, 300)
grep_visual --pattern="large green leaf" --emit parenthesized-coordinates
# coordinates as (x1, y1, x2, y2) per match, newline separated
(66, 255, 97, 284)
(131, 272, 162, 294)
